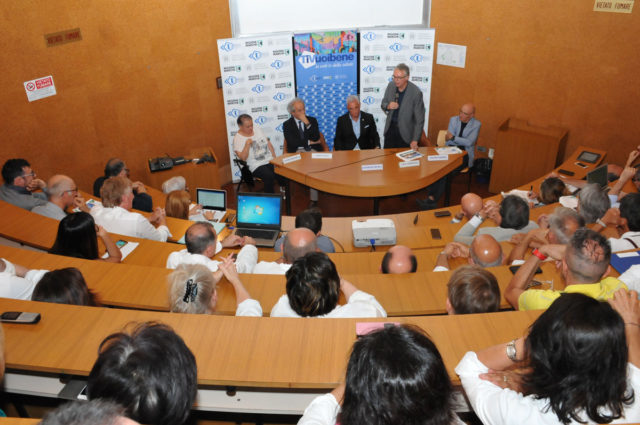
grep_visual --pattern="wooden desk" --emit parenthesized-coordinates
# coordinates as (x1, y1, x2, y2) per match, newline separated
(272, 148, 464, 214)
(0, 298, 543, 406)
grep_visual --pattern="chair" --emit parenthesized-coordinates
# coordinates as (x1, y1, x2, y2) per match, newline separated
(437, 130, 473, 192)
(233, 157, 262, 192)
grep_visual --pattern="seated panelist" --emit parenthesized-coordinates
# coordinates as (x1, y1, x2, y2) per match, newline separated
(283, 97, 325, 152)
(333, 95, 380, 151)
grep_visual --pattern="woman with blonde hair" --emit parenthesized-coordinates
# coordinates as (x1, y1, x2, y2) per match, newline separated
(168, 256, 262, 316)
(165, 190, 215, 221)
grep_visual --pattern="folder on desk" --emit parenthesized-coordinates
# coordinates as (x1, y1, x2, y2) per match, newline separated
(611, 251, 640, 274)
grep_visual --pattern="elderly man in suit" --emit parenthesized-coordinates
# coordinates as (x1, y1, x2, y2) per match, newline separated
(334, 95, 380, 150)
(380, 63, 425, 150)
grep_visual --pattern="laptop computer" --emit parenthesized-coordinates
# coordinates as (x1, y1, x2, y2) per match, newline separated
(233, 192, 282, 247)
(196, 188, 227, 222)
(586, 163, 608, 188)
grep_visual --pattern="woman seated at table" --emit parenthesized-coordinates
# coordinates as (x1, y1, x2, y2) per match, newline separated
(456, 291, 640, 424)
(165, 189, 215, 221)
(49, 212, 122, 263)
(168, 256, 262, 317)
(270, 252, 386, 318)
(233, 113, 285, 194)
(32, 267, 100, 306)
(528, 176, 570, 206)
(299, 324, 463, 425)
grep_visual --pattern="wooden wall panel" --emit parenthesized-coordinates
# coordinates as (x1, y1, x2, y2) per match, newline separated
(429, 1, 640, 169)
(0, 0, 232, 192)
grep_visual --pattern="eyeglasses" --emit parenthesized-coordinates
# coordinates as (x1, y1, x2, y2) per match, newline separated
(21, 172, 36, 178)
(459, 110, 473, 116)
(392, 74, 408, 80)
(64, 188, 78, 194)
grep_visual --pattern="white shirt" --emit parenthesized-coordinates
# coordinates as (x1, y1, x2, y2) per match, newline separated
(91, 205, 171, 242)
(609, 231, 640, 252)
(298, 392, 465, 425)
(236, 298, 263, 317)
(618, 265, 640, 293)
(233, 127, 273, 172)
(455, 351, 640, 425)
(166, 245, 258, 274)
(0, 259, 48, 300)
(270, 290, 387, 318)
(252, 261, 291, 275)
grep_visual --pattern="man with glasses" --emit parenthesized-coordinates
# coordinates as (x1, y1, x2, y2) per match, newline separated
(445, 103, 481, 169)
(32, 175, 88, 220)
(380, 63, 425, 150)
(0, 158, 48, 210)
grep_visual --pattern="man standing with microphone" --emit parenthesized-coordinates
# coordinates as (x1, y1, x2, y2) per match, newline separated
(380, 63, 425, 150)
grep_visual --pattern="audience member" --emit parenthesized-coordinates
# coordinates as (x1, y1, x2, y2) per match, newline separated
(168, 259, 262, 317)
(274, 208, 335, 253)
(253, 227, 317, 274)
(39, 400, 140, 425)
(31, 267, 99, 306)
(508, 206, 584, 263)
(446, 265, 500, 315)
(456, 292, 640, 424)
(454, 195, 538, 245)
(528, 176, 569, 205)
(380, 63, 424, 150)
(93, 158, 152, 212)
(0, 258, 47, 300)
(596, 193, 640, 252)
(271, 252, 386, 318)
(32, 175, 87, 220)
(0, 158, 47, 210)
(165, 189, 215, 222)
(87, 322, 197, 425)
(50, 212, 122, 263)
(333, 95, 380, 150)
(162, 176, 186, 194)
(505, 229, 626, 310)
(380, 245, 417, 274)
(451, 192, 483, 223)
(577, 183, 611, 224)
(167, 222, 257, 273)
(434, 234, 504, 271)
(233, 113, 285, 193)
(91, 176, 171, 242)
(283, 97, 324, 153)
(299, 325, 459, 425)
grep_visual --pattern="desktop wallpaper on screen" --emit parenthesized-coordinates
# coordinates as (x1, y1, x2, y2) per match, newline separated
(237, 195, 281, 226)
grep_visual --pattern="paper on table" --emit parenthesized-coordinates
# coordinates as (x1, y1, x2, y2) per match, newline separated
(102, 241, 139, 260)
(435, 147, 462, 155)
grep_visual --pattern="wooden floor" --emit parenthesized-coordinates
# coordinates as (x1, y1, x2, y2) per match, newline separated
(223, 171, 494, 217)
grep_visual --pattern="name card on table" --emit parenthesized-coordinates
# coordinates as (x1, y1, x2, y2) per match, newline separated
(283, 154, 302, 164)
(362, 164, 383, 171)
(312, 153, 333, 159)
(427, 154, 449, 161)
(398, 160, 420, 168)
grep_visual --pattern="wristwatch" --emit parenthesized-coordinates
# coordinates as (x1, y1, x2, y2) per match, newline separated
(506, 339, 518, 362)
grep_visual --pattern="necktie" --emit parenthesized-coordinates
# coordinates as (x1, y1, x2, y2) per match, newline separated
(298, 121, 305, 140)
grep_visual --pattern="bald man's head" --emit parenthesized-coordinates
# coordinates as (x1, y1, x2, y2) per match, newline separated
(381, 245, 417, 274)
(459, 103, 476, 123)
(46, 175, 77, 208)
(470, 235, 503, 267)
(283, 228, 318, 263)
(460, 193, 483, 219)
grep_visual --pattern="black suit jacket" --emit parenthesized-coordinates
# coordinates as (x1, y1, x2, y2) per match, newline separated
(333, 111, 380, 150)
(283, 116, 321, 153)
(93, 176, 153, 212)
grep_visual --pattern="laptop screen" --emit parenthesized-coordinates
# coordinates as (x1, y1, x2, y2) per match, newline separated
(237, 193, 281, 228)
(196, 188, 226, 211)
(586, 163, 608, 188)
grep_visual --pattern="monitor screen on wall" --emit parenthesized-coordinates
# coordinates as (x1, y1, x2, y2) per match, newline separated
(229, 0, 430, 37)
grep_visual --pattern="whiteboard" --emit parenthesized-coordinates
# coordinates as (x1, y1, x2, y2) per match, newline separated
(229, 0, 430, 37)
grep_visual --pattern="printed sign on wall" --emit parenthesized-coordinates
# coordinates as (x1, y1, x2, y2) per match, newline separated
(359, 29, 435, 147)
(294, 30, 358, 150)
(217, 34, 296, 182)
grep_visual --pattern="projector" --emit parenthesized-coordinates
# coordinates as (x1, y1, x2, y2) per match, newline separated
(352, 219, 397, 247)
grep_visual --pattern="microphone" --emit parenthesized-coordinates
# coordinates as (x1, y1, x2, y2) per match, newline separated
(394, 89, 399, 104)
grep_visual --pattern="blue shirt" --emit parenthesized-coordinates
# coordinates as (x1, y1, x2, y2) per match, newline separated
(351, 114, 361, 140)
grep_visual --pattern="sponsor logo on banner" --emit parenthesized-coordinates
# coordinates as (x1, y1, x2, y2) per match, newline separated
(251, 84, 265, 93)
(386, 32, 405, 39)
(251, 106, 269, 113)
(254, 116, 268, 125)
(275, 124, 284, 132)
(220, 41, 234, 52)
(362, 32, 376, 41)
(248, 50, 262, 61)
(389, 43, 402, 52)
(362, 96, 375, 105)
(362, 65, 376, 74)
(362, 55, 381, 61)
(271, 60, 283, 69)
(272, 49, 290, 56)
(224, 76, 238, 85)
(245, 40, 263, 47)
(223, 66, 241, 72)
(410, 54, 424, 63)
(298, 51, 316, 69)
(227, 109, 241, 118)
(247, 74, 265, 80)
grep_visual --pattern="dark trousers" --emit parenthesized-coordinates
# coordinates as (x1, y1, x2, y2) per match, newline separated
(383, 122, 408, 149)
(252, 163, 286, 193)
(426, 155, 470, 201)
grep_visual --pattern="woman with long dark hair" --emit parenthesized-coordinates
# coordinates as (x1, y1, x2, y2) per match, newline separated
(50, 212, 122, 263)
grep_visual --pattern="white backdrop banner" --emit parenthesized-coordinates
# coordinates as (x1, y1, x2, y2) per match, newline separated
(217, 34, 296, 182)
(358, 28, 435, 148)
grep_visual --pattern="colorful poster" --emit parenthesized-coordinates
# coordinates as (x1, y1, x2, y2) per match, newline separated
(217, 34, 296, 182)
(359, 29, 435, 148)
(294, 30, 358, 150)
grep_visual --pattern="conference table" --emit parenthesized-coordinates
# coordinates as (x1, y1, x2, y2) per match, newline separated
(271, 147, 465, 214)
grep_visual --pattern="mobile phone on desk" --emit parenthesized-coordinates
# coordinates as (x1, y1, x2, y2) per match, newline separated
(509, 265, 543, 274)
(558, 169, 575, 176)
(575, 162, 587, 168)
(1, 311, 41, 324)
(434, 210, 451, 218)
(430, 228, 442, 240)
(116, 240, 128, 248)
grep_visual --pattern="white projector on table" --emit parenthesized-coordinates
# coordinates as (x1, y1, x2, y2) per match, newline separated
(352, 219, 397, 247)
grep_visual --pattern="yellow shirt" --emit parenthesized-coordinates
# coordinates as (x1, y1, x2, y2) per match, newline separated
(518, 277, 628, 311)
